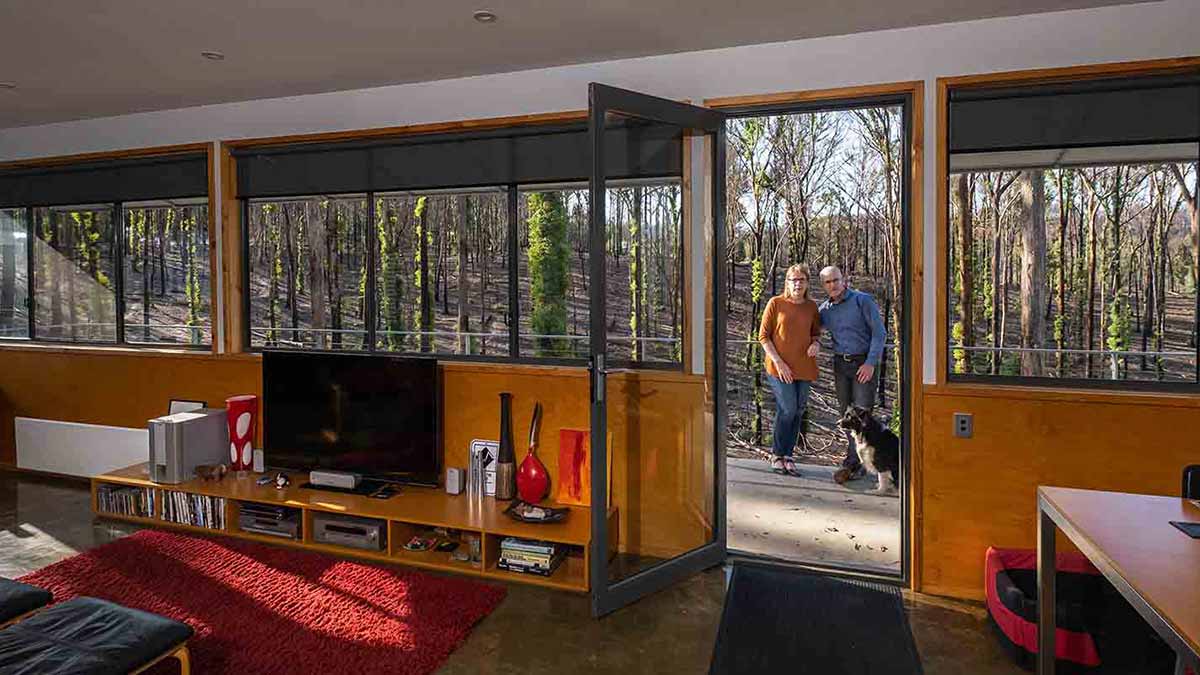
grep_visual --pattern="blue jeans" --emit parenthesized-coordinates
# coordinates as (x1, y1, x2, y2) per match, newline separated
(767, 375, 812, 458)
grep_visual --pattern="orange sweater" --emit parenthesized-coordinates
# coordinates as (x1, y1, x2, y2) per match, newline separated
(758, 295, 821, 381)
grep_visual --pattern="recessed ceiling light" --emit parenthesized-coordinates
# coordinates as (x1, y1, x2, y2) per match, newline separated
(0, 82, 15, 90)
(473, 10, 497, 23)
(200, 51, 225, 61)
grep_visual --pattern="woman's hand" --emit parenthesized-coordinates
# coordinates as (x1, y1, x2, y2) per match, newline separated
(807, 342, 820, 358)
(774, 358, 795, 384)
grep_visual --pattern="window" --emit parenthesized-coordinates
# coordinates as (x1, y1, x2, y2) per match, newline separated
(375, 189, 509, 356)
(517, 187, 589, 359)
(0, 208, 28, 339)
(946, 73, 1200, 387)
(0, 151, 212, 347)
(235, 124, 686, 366)
(246, 195, 368, 350)
(122, 200, 211, 345)
(32, 205, 117, 342)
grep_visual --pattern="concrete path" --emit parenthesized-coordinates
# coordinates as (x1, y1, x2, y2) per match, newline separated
(726, 457, 902, 572)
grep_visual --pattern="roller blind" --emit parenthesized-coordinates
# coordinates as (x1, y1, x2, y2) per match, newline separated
(0, 153, 208, 208)
(948, 73, 1200, 171)
(234, 122, 682, 198)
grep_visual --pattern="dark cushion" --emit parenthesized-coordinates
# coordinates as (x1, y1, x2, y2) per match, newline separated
(0, 578, 52, 624)
(0, 597, 192, 674)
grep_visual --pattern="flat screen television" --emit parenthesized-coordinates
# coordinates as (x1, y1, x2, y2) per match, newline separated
(263, 350, 440, 487)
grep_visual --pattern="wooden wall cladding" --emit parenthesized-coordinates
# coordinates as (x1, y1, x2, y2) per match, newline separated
(920, 386, 1200, 600)
(441, 362, 712, 558)
(0, 351, 711, 558)
(0, 348, 262, 465)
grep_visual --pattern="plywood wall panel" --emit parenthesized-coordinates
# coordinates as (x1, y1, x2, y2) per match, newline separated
(920, 388, 1200, 600)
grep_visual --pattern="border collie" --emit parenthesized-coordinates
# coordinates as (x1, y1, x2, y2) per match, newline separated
(837, 406, 900, 493)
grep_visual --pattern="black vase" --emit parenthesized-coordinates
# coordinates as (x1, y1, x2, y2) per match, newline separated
(495, 392, 516, 500)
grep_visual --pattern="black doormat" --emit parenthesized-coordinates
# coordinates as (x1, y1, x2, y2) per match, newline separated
(709, 565, 923, 674)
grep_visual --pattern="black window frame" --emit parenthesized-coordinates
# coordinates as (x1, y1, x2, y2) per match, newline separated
(0, 198, 213, 350)
(237, 130, 689, 371)
(943, 72, 1200, 393)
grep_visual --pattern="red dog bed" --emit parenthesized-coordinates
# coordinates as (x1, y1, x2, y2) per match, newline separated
(985, 547, 1181, 674)
(985, 546, 1102, 671)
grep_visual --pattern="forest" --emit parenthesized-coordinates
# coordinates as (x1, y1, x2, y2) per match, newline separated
(245, 184, 685, 363)
(0, 202, 210, 345)
(724, 106, 906, 464)
(948, 164, 1199, 383)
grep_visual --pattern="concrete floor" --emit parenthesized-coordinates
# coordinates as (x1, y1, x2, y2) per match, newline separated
(0, 470, 1022, 674)
(727, 457, 902, 572)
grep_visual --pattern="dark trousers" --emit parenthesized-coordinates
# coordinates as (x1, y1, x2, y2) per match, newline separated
(833, 354, 878, 469)
(766, 375, 812, 458)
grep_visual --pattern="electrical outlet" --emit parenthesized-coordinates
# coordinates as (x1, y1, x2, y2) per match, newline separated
(953, 413, 973, 438)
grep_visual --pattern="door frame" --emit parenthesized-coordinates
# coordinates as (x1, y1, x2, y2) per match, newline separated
(588, 83, 728, 617)
(705, 81, 926, 590)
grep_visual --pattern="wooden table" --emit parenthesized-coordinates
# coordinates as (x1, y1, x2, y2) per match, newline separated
(1037, 487, 1200, 675)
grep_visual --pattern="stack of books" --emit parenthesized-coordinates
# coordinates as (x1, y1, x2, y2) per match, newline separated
(96, 485, 155, 518)
(161, 491, 226, 530)
(497, 537, 566, 577)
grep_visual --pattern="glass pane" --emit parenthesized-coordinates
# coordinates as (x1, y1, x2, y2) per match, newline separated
(32, 205, 117, 342)
(374, 190, 509, 355)
(0, 208, 29, 340)
(246, 195, 368, 350)
(604, 183, 685, 364)
(725, 105, 906, 574)
(517, 187, 590, 359)
(603, 113, 714, 584)
(948, 162, 1199, 383)
(122, 200, 211, 345)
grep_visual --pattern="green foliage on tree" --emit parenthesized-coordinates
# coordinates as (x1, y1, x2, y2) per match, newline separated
(527, 192, 569, 357)
(378, 202, 406, 351)
(951, 321, 966, 374)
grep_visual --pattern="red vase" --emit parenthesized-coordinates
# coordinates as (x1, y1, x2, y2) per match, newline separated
(225, 395, 258, 471)
(517, 448, 550, 503)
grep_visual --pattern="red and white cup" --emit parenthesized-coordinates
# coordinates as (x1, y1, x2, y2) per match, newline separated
(225, 395, 258, 471)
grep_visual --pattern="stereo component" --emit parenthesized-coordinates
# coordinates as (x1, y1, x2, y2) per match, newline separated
(312, 513, 386, 551)
(309, 470, 361, 490)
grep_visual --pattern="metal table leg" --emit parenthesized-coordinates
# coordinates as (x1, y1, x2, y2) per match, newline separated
(1038, 506, 1056, 675)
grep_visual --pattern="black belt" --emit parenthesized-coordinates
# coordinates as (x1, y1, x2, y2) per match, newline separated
(834, 353, 867, 361)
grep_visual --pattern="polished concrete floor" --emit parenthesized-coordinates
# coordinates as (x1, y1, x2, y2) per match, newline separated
(0, 470, 1022, 674)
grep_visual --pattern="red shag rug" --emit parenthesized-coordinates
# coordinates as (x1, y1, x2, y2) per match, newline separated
(18, 529, 506, 675)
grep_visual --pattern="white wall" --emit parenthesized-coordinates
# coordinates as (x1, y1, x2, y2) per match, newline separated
(2, 0, 1197, 382)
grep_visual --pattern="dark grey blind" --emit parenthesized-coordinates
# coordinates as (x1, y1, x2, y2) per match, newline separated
(949, 74, 1200, 154)
(234, 123, 681, 198)
(0, 153, 208, 208)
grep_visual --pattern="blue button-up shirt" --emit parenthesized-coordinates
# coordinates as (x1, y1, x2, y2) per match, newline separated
(817, 288, 886, 365)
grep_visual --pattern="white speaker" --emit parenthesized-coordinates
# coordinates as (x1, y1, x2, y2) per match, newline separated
(252, 448, 264, 473)
(445, 467, 464, 495)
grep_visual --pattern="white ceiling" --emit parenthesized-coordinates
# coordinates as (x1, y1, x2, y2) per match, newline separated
(0, 0, 1150, 129)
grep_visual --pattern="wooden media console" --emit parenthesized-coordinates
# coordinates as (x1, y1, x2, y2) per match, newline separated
(92, 463, 617, 593)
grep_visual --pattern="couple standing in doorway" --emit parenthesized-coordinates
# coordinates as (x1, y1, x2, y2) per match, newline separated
(757, 263, 886, 482)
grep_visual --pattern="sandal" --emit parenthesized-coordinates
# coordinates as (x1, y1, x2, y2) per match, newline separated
(782, 458, 802, 477)
(770, 457, 787, 475)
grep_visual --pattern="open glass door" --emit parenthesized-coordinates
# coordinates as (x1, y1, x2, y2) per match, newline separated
(588, 83, 726, 617)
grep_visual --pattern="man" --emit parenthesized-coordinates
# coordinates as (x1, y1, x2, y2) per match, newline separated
(817, 266, 886, 485)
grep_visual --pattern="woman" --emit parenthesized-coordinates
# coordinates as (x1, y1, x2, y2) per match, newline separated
(757, 263, 821, 476)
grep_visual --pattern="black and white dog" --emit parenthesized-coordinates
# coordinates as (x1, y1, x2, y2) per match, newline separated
(837, 406, 900, 493)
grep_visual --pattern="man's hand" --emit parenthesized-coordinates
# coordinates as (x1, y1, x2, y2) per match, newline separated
(856, 363, 875, 384)
(775, 359, 795, 384)
(807, 342, 820, 358)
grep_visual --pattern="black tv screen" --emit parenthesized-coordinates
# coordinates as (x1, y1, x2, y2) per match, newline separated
(263, 351, 440, 486)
